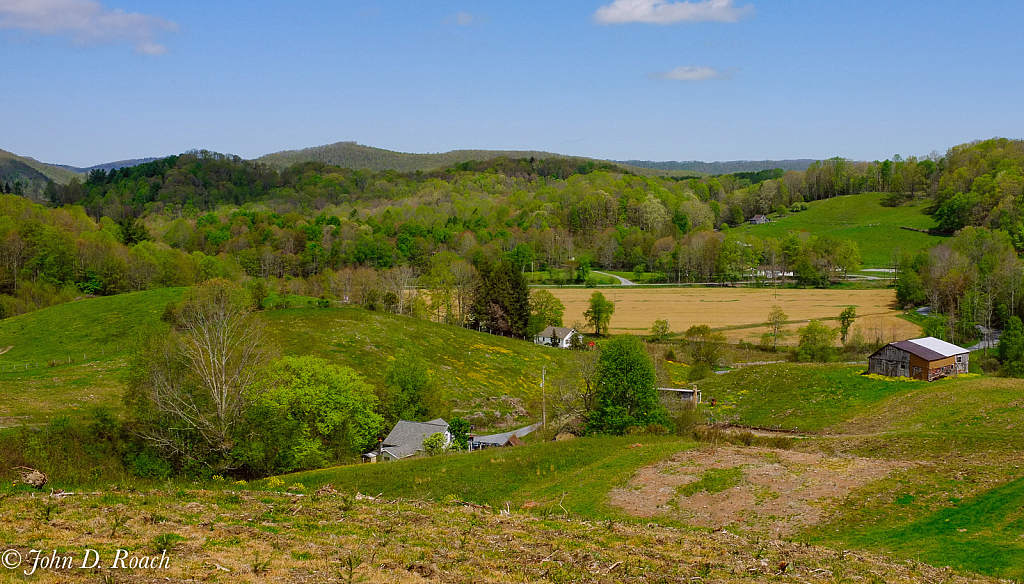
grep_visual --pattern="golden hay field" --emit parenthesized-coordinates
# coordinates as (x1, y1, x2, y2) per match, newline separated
(548, 287, 920, 345)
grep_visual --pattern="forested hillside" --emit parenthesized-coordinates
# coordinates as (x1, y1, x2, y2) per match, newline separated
(892, 139, 1024, 346)
(0, 148, 874, 320)
(0, 148, 81, 199)
(3, 138, 1024, 353)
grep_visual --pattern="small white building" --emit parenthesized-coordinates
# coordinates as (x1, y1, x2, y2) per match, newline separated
(750, 214, 770, 225)
(657, 387, 702, 404)
(534, 326, 580, 349)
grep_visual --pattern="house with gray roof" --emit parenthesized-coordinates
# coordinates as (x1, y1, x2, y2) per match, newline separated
(364, 418, 450, 462)
(472, 422, 540, 449)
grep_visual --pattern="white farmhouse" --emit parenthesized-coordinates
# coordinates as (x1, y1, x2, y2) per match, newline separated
(534, 326, 580, 349)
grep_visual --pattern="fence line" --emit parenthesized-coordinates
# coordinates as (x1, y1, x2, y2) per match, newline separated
(0, 345, 125, 374)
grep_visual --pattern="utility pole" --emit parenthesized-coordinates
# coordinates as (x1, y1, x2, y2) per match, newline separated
(541, 366, 546, 430)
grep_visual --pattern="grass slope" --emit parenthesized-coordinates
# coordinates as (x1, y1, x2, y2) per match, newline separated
(0, 288, 571, 426)
(292, 435, 693, 518)
(735, 192, 947, 267)
(818, 476, 1024, 579)
(262, 306, 570, 416)
(695, 364, 928, 432)
(696, 363, 1024, 578)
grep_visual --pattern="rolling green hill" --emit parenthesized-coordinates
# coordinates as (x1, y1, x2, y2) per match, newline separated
(0, 288, 570, 426)
(735, 192, 947, 267)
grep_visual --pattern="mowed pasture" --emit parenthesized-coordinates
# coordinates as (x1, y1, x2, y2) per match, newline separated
(550, 287, 919, 343)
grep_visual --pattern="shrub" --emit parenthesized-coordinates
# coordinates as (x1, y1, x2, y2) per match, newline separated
(687, 362, 712, 381)
(663, 401, 705, 435)
(645, 423, 669, 436)
(128, 450, 172, 479)
(151, 533, 185, 554)
(422, 432, 446, 455)
(796, 320, 838, 362)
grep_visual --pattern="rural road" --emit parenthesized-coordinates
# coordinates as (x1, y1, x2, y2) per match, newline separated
(593, 271, 637, 286)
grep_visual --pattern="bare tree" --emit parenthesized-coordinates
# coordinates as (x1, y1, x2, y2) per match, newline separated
(545, 348, 599, 428)
(128, 279, 274, 467)
(382, 264, 417, 315)
(450, 259, 479, 326)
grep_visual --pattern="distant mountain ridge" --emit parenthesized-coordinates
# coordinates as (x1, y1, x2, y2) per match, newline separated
(260, 141, 815, 176)
(258, 141, 594, 173)
(52, 157, 162, 174)
(617, 159, 817, 174)
(0, 141, 820, 190)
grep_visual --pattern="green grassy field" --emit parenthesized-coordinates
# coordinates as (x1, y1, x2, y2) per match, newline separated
(290, 435, 694, 519)
(523, 270, 619, 286)
(736, 192, 948, 267)
(0, 288, 572, 427)
(0, 289, 181, 424)
(695, 363, 930, 431)
(819, 476, 1024, 579)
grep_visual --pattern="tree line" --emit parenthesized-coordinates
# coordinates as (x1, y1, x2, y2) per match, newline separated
(1, 148, 876, 322)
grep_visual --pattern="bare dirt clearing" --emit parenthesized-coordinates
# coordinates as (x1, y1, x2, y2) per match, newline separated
(550, 287, 919, 343)
(609, 446, 913, 536)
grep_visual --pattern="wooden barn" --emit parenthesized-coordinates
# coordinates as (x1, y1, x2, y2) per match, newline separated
(867, 337, 969, 381)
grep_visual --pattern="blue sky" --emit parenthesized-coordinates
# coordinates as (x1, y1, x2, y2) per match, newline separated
(1, 0, 1022, 167)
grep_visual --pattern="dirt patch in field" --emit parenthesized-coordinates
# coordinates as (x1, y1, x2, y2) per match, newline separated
(609, 446, 912, 535)
(0, 345, 12, 355)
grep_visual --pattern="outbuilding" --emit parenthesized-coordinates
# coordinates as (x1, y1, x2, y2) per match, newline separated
(867, 336, 969, 381)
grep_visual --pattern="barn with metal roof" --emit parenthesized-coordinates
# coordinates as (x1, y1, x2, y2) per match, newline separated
(867, 337, 969, 381)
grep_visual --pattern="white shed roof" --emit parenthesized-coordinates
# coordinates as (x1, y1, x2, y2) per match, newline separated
(905, 337, 968, 358)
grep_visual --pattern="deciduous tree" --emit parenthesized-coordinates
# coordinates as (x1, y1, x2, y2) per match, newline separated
(586, 336, 668, 435)
(584, 291, 614, 336)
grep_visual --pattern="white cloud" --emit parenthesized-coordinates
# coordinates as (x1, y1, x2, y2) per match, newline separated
(594, 0, 754, 24)
(443, 11, 478, 26)
(651, 66, 734, 81)
(0, 0, 178, 55)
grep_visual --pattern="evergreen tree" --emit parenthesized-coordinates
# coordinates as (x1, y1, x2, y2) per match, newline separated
(471, 260, 530, 337)
(117, 215, 150, 245)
